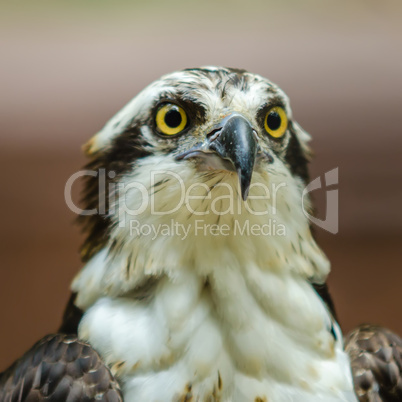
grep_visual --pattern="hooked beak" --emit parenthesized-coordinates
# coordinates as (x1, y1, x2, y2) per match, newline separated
(176, 113, 258, 200)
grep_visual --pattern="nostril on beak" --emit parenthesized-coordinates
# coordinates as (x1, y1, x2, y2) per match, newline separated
(206, 127, 222, 141)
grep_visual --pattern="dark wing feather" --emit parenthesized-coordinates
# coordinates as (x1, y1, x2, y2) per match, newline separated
(59, 293, 84, 335)
(345, 325, 402, 402)
(312, 282, 338, 322)
(0, 334, 123, 402)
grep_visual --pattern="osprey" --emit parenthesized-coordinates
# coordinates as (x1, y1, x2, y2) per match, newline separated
(1, 67, 401, 401)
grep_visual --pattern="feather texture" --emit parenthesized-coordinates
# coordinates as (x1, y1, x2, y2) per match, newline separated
(0, 334, 122, 402)
(345, 325, 402, 401)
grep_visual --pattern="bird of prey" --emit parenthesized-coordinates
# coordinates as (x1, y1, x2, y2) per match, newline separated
(1, 67, 401, 401)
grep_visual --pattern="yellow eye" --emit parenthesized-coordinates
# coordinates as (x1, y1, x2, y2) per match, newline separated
(264, 106, 288, 138)
(155, 103, 187, 136)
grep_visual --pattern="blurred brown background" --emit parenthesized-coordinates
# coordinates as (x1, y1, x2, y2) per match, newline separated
(1, 0, 401, 371)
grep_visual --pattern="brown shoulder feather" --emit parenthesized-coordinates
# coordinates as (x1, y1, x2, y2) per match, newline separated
(345, 324, 402, 402)
(0, 334, 123, 402)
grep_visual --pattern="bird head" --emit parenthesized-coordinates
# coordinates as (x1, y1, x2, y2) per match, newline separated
(78, 67, 326, 284)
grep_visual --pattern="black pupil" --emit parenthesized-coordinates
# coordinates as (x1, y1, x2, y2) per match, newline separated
(267, 111, 281, 131)
(165, 108, 182, 128)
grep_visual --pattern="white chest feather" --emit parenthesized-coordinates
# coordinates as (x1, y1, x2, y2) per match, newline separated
(75, 251, 356, 401)
(72, 160, 356, 401)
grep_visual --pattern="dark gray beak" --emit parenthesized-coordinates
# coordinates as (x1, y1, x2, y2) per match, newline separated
(176, 113, 258, 200)
(209, 114, 257, 200)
